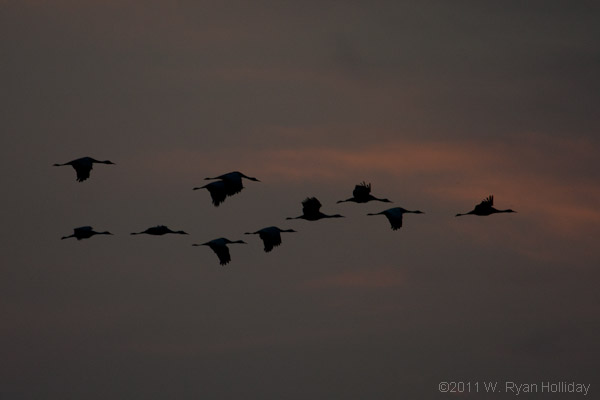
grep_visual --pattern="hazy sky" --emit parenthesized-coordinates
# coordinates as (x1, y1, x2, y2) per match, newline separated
(2, 1, 599, 398)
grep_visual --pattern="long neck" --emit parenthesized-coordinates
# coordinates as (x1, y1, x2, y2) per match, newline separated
(455, 211, 474, 217)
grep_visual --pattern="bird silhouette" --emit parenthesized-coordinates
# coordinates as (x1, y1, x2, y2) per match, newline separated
(244, 226, 297, 252)
(195, 171, 260, 206)
(367, 207, 424, 230)
(53, 156, 115, 182)
(286, 197, 344, 221)
(130, 225, 188, 235)
(455, 195, 516, 217)
(193, 238, 246, 265)
(62, 226, 113, 240)
(337, 182, 392, 204)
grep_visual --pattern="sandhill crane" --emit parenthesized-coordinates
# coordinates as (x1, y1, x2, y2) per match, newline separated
(455, 195, 516, 217)
(244, 226, 297, 252)
(61, 226, 113, 240)
(367, 207, 424, 231)
(130, 225, 188, 235)
(286, 197, 344, 221)
(53, 157, 115, 182)
(337, 182, 392, 204)
(195, 171, 260, 206)
(193, 238, 246, 265)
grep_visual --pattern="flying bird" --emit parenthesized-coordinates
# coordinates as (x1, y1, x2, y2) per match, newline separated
(193, 238, 246, 265)
(61, 226, 113, 240)
(195, 171, 260, 206)
(367, 207, 424, 231)
(53, 156, 115, 182)
(130, 225, 188, 235)
(337, 182, 392, 204)
(244, 226, 297, 252)
(455, 195, 516, 217)
(286, 197, 344, 221)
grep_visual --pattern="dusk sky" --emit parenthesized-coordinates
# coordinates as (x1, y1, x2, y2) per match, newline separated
(2, 1, 599, 398)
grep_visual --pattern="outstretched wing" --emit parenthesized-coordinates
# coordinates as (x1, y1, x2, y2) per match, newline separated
(302, 197, 322, 215)
(212, 244, 231, 265)
(205, 181, 227, 206)
(259, 230, 282, 252)
(480, 195, 493, 206)
(473, 195, 494, 213)
(221, 175, 244, 196)
(74, 164, 92, 182)
(74, 226, 93, 234)
(68, 158, 93, 182)
(385, 212, 403, 231)
(353, 182, 371, 199)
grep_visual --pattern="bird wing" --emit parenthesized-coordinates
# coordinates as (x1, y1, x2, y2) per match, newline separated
(473, 195, 494, 213)
(155, 225, 171, 234)
(74, 165, 92, 182)
(353, 182, 371, 198)
(69, 158, 93, 182)
(204, 181, 227, 206)
(223, 176, 244, 196)
(212, 244, 231, 265)
(480, 195, 493, 206)
(143, 225, 168, 235)
(259, 230, 282, 252)
(74, 226, 93, 233)
(385, 211, 403, 230)
(302, 197, 322, 215)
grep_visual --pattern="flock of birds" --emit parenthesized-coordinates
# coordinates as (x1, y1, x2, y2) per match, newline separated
(54, 156, 517, 265)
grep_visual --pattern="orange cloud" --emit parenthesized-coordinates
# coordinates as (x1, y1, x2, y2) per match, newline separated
(258, 141, 494, 178)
